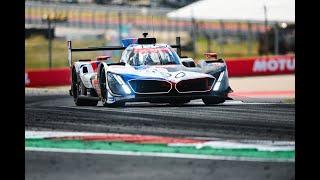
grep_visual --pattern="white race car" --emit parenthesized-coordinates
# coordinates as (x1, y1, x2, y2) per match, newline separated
(68, 33, 233, 107)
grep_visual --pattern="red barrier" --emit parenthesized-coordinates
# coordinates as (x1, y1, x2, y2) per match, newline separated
(226, 54, 295, 77)
(25, 68, 71, 87)
(25, 55, 295, 87)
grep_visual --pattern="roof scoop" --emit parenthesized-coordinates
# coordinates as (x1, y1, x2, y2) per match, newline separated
(138, 32, 156, 44)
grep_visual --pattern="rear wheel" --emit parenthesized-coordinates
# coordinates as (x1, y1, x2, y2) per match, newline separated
(72, 69, 98, 106)
(202, 97, 225, 105)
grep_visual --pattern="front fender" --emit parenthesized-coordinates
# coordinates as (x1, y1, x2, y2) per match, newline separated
(198, 59, 227, 74)
(96, 61, 109, 81)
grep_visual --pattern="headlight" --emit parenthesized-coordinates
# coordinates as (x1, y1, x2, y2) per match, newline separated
(107, 73, 132, 95)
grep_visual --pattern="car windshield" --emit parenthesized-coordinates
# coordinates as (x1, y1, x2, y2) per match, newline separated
(126, 47, 181, 66)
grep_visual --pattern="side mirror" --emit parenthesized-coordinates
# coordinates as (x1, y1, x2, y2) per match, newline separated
(182, 61, 196, 67)
(96, 55, 111, 61)
(204, 52, 224, 63)
(204, 52, 218, 60)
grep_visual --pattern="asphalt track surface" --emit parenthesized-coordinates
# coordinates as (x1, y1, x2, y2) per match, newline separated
(25, 151, 294, 180)
(25, 94, 295, 180)
(25, 95, 294, 141)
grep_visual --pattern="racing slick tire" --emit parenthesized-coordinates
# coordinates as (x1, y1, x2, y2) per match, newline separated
(72, 69, 98, 106)
(202, 97, 225, 105)
(99, 67, 125, 108)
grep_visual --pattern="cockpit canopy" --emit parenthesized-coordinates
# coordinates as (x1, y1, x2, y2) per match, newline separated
(120, 44, 181, 66)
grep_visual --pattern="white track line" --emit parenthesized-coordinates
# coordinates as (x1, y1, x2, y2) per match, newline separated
(25, 130, 107, 139)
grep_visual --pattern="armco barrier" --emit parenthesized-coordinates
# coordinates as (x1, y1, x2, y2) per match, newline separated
(25, 55, 294, 87)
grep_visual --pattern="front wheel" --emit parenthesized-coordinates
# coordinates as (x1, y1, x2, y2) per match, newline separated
(202, 97, 225, 105)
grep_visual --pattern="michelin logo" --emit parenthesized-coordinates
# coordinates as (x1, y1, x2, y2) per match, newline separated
(253, 58, 295, 72)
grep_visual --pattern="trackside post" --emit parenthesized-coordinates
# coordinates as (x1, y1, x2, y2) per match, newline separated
(67, 40, 73, 96)
(68, 40, 72, 67)
(170, 37, 181, 57)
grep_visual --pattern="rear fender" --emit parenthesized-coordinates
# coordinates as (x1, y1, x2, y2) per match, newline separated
(80, 62, 99, 88)
(72, 61, 90, 73)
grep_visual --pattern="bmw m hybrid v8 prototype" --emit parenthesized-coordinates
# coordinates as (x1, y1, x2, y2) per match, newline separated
(68, 33, 232, 107)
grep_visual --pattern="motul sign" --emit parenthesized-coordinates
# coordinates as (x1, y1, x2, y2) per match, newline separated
(253, 57, 295, 72)
(226, 55, 295, 77)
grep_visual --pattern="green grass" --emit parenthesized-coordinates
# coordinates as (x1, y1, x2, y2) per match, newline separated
(282, 98, 295, 104)
(25, 35, 107, 69)
(192, 37, 259, 60)
(25, 35, 260, 69)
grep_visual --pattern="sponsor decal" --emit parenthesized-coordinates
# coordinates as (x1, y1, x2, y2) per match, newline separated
(175, 72, 186, 78)
(253, 57, 295, 72)
(226, 55, 295, 77)
(90, 61, 100, 72)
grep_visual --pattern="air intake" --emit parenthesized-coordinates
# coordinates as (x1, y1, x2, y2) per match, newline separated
(175, 77, 215, 93)
(129, 79, 171, 94)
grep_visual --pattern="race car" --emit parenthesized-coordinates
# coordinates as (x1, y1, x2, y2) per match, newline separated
(67, 33, 233, 107)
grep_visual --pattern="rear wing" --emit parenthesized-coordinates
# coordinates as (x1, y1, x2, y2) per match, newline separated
(67, 41, 125, 67)
(67, 37, 182, 67)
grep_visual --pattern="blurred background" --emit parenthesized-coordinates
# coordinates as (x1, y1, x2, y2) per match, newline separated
(25, 0, 295, 69)
(25, 2, 295, 179)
